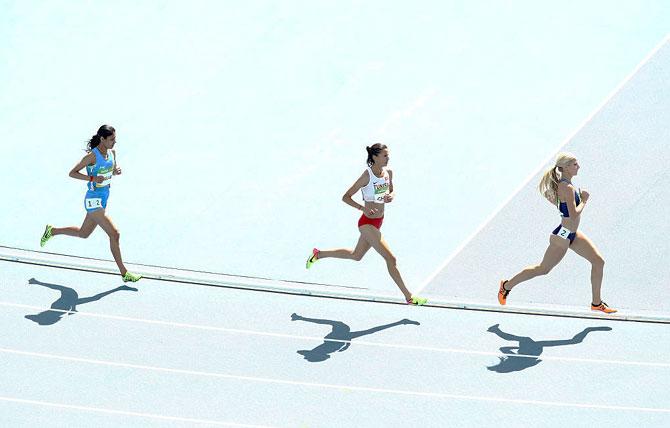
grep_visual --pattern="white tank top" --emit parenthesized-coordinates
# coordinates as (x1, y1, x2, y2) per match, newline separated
(361, 167, 390, 204)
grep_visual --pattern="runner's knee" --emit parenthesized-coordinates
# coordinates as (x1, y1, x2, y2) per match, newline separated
(108, 228, 120, 242)
(78, 226, 94, 238)
(593, 256, 604, 269)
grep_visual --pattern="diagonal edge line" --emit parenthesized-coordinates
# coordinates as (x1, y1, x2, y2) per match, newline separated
(1, 347, 669, 414)
(2, 253, 670, 324)
(0, 396, 277, 427)
(4, 300, 669, 367)
(417, 33, 670, 292)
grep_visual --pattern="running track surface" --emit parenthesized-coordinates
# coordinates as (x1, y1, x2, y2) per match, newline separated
(1, 259, 668, 427)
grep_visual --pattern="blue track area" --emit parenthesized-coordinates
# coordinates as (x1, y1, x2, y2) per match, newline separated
(1, 260, 668, 427)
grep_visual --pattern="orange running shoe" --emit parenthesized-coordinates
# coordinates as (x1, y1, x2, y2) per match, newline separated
(591, 301, 617, 314)
(498, 280, 510, 305)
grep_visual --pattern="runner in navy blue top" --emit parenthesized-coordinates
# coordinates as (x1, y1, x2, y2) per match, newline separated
(498, 152, 616, 314)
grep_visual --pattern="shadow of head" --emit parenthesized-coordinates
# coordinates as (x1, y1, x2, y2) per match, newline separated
(487, 356, 542, 373)
(297, 350, 330, 362)
(25, 311, 65, 326)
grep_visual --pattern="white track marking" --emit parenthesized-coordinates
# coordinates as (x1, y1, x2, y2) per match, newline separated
(1, 348, 669, 414)
(3, 301, 669, 368)
(0, 396, 276, 427)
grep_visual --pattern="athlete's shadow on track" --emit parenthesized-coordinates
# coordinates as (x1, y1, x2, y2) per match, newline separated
(25, 277, 137, 326)
(291, 313, 419, 362)
(486, 324, 612, 373)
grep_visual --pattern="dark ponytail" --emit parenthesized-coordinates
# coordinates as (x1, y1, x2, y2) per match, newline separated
(86, 124, 115, 152)
(366, 143, 388, 167)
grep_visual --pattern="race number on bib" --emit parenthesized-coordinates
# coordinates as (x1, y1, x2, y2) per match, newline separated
(556, 226, 572, 239)
(85, 198, 103, 209)
(373, 182, 389, 204)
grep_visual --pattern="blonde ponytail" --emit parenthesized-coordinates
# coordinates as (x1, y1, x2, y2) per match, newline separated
(538, 165, 560, 204)
(538, 152, 577, 205)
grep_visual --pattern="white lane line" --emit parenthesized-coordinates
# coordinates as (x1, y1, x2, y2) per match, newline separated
(0, 396, 276, 427)
(417, 33, 670, 292)
(2, 347, 669, 414)
(4, 301, 669, 369)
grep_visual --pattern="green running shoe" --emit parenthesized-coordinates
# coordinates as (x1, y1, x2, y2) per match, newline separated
(406, 296, 428, 306)
(306, 248, 319, 269)
(122, 272, 142, 283)
(40, 225, 53, 247)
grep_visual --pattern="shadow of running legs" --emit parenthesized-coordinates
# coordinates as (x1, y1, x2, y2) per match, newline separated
(291, 313, 419, 362)
(25, 277, 137, 326)
(486, 323, 612, 373)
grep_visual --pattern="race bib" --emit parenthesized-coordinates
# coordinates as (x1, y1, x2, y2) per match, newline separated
(85, 198, 103, 209)
(96, 170, 113, 188)
(556, 226, 572, 239)
(373, 182, 389, 204)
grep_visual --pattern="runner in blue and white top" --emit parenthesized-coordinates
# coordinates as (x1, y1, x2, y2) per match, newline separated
(40, 125, 142, 283)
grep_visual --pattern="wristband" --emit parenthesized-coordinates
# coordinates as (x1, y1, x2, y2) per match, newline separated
(89, 176, 94, 182)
